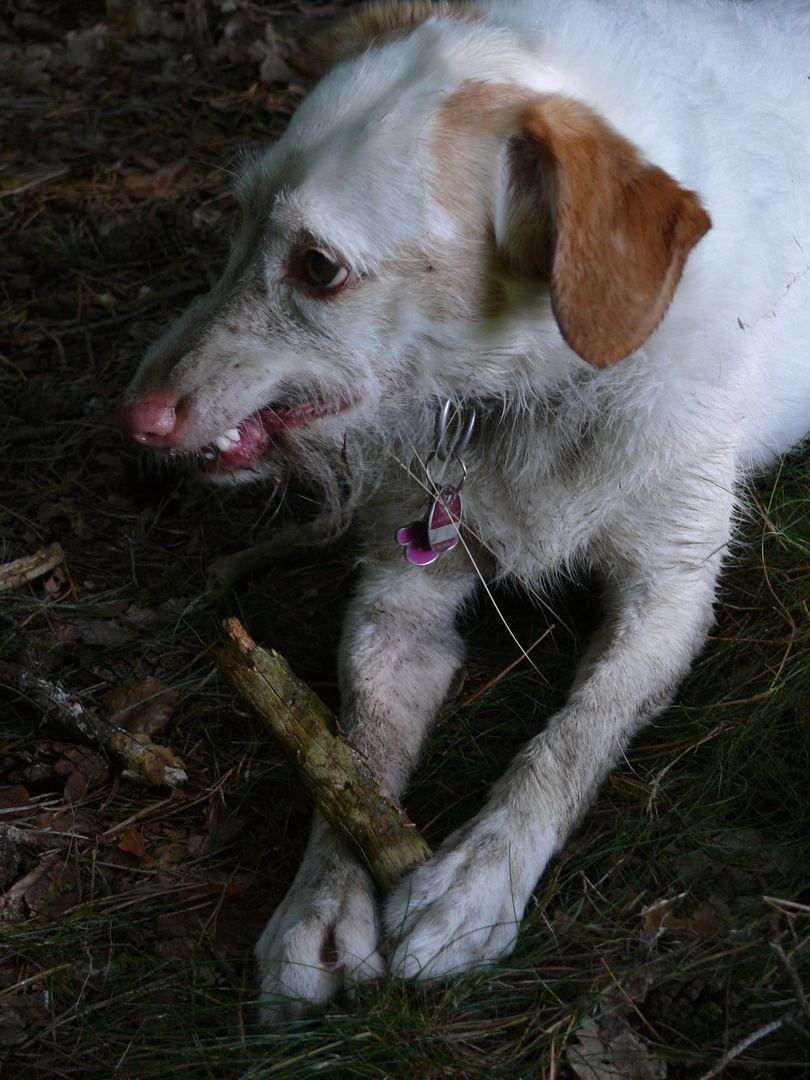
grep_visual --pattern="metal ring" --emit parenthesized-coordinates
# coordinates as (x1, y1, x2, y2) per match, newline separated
(435, 399, 453, 461)
(425, 450, 468, 492)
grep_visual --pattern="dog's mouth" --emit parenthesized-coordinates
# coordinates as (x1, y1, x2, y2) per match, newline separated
(196, 398, 354, 474)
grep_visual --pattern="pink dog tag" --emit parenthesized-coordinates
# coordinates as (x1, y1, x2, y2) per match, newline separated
(396, 521, 439, 565)
(427, 485, 461, 553)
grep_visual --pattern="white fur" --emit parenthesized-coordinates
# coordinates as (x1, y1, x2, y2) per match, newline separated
(120, 0, 810, 1022)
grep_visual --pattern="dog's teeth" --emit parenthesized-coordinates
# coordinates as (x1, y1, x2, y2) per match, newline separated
(202, 450, 216, 460)
(214, 434, 233, 452)
(224, 428, 240, 442)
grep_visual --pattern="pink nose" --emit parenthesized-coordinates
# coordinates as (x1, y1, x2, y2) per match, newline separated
(115, 394, 179, 448)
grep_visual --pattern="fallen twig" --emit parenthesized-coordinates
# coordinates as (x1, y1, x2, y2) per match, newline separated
(0, 543, 65, 593)
(6, 665, 188, 789)
(696, 1015, 792, 1080)
(771, 938, 810, 1022)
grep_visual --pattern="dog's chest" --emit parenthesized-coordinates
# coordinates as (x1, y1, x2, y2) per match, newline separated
(372, 408, 624, 578)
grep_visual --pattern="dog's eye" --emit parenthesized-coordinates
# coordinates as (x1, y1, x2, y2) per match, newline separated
(302, 249, 350, 291)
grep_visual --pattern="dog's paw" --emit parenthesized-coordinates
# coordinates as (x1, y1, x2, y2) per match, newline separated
(256, 857, 384, 1024)
(384, 819, 536, 981)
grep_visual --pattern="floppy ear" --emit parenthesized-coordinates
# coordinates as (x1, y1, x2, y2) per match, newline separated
(498, 95, 711, 367)
(311, 0, 482, 71)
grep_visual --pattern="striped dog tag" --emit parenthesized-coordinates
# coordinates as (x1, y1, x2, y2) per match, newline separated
(427, 485, 462, 553)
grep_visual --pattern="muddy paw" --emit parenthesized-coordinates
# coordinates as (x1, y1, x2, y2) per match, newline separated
(256, 856, 384, 1023)
(384, 821, 537, 981)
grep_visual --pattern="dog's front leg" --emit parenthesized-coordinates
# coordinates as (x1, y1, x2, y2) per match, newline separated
(256, 558, 478, 1022)
(385, 560, 720, 981)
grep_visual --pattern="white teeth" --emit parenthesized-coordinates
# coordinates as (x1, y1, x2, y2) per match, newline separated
(224, 428, 240, 441)
(214, 434, 234, 452)
(202, 450, 216, 460)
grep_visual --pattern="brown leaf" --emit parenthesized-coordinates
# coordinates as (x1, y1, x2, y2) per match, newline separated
(54, 617, 136, 646)
(53, 747, 111, 803)
(205, 799, 247, 855)
(0, 785, 31, 820)
(105, 675, 178, 735)
(567, 1016, 666, 1080)
(122, 163, 183, 200)
(642, 896, 681, 932)
(108, 730, 187, 788)
(142, 744, 173, 786)
(33, 809, 99, 837)
(642, 894, 728, 937)
(686, 897, 728, 935)
(0, 853, 74, 918)
(155, 839, 191, 868)
(117, 830, 146, 859)
(42, 565, 69, 594)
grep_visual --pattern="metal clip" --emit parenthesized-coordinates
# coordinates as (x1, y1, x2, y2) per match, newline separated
(426, 400, 476, 491)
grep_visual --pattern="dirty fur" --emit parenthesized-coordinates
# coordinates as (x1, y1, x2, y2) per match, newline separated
(118, 0, 810, 1023)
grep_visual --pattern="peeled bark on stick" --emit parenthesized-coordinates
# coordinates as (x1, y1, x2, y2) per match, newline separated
(216, 618, 431, 891)
(0, 542, 64, 593)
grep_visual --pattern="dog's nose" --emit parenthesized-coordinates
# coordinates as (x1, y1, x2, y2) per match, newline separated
(115, 394, 179, 447)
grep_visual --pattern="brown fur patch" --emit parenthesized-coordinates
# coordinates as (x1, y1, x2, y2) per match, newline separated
(427, 85, 710, 356)
(516, 96, 711, 367)
(311, 1, 484, 72)
(432, 80, 532, 214)
(426, 81, 536, 318)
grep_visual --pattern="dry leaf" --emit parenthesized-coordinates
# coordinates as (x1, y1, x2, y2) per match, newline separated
(567, 1016, 667, 1080)
(108, 730, 187, 788)
(122, 163, 183, 200)
(0, 785, 31, 820)
(0, 853, 74, 918)
(642, 894, 727, 937)
(642, 896, 682, 932)
(53, 746, 111, 802)
(105, 675, 178, 735)
(117, 830, 146, 859)
(54, 617, 136, 646)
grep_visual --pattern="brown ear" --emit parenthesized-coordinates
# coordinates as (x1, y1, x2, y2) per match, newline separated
(311, 1, 482, 71)
(501, 96, 711, 367)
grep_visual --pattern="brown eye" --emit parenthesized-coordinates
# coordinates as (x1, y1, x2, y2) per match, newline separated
(302, 249, 350, 290)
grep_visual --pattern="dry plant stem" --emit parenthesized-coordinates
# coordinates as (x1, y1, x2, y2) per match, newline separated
(0, 542, 64, 593)
(695, 1015, 791, 1080)
(216, 617, 431, 891)
(771, 939, 810, 1021)
(11, 667, 188, 789)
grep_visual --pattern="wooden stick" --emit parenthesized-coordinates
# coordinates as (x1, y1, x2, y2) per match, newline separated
(216, 618, 430, 890)
(7, 665, 188, 789)
(0, 542, 64, 593)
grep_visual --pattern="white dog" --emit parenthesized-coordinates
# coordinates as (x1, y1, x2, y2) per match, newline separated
(117, 0, 810, 1021)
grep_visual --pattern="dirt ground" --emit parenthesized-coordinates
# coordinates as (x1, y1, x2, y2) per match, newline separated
(1, 2, 809, 1079)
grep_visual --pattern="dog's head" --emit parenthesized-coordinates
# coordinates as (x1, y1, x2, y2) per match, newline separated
(117, 1, 710, 496)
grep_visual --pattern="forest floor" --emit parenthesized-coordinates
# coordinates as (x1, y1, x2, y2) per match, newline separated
(1, 2, 809, 1078)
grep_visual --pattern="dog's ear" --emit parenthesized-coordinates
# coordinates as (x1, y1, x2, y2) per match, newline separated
(498, 95, 711, 367)
(311, 1, 482, 71)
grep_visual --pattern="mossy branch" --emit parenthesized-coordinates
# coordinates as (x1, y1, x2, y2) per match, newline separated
(216, 618, 430, 890)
